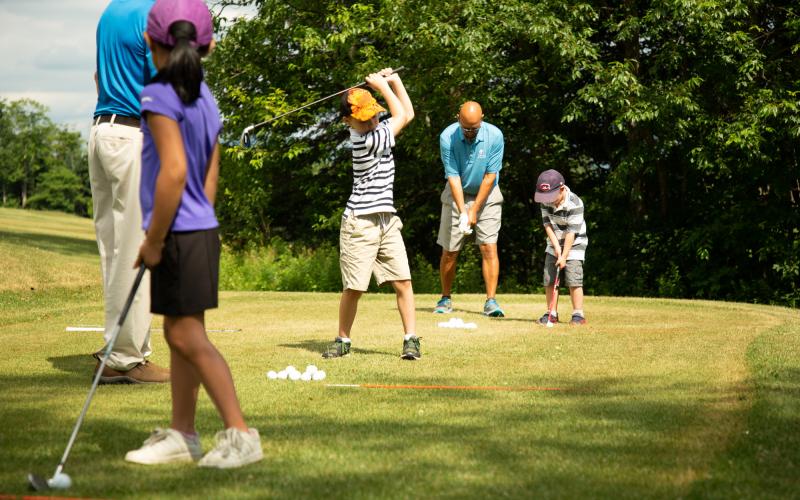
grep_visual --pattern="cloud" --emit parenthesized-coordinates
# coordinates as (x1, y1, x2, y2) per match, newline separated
(0, 0, 257, 137)
(0, 0, 107, 135)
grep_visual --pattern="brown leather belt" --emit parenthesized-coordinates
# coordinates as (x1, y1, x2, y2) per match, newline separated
(95, 114, 140, 128)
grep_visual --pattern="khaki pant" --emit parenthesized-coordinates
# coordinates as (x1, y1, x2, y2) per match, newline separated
(88, 117, 152, 371)
(339, 212, 411, 291)
(437, 183, 503, 251)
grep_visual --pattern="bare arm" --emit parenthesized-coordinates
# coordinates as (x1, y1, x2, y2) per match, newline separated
(448, 176, 467, 215)
(94, 72, 98, 95)
(558, 233, 576, 268)
(204, 141, 220, 207)
(135, 113, 187, 268)
(383, 70, 414, 127)
(366, 71, 407, 137)
(544, 225, 562, 260)
(467, 173, 496, 225)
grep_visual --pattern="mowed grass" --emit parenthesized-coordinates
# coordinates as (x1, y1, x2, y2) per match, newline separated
(0, 208, 798, 499)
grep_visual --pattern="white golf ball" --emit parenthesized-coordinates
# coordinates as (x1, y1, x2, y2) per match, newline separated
(300, 372, 312, 381)
(266, 370, 278, 380)
(289, 371, 301, 381)
(546, 322, 554, 328)
(48, 472, 72, 490)
(285, 365, 298, 374)
(277, 370, 288, 380)
(305, 364, 318, 375)
(312, 370, 326, 381)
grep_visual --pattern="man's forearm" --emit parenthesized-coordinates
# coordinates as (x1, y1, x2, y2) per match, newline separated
(472, 173, 496, 212)
(448, 176, 467, 213)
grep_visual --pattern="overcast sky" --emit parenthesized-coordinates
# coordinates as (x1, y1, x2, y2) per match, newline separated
(0, 0, 254, 137)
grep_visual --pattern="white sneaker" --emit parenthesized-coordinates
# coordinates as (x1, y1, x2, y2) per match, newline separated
(125, 428, 202, 465)
(198, 428, 263, 469)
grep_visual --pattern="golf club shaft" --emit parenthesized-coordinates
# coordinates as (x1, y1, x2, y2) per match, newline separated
(549, 267, 560, 317)
(241, 66, 406, 144)
(54, 264, 146, 475)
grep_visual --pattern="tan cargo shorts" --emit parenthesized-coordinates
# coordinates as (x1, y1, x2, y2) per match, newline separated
(339, 212, 412, 291)
(437, 183, 503, 252)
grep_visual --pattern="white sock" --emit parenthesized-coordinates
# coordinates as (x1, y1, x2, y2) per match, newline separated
(404, 333, 417, 340)
(573, 310, 584, 317)
(340, 337, 351, 343)
(180, 431, 199, 443)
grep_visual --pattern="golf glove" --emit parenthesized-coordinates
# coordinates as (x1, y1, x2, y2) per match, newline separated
(458, 212, 473, 235)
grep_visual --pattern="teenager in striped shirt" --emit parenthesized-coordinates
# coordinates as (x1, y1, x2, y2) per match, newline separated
(534, 169, 588, 325)
(322, 68, 420, 360)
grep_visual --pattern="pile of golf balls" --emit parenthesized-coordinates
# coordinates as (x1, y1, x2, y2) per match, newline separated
(437, 317, 477, 329)
(266, 365, 326, 382)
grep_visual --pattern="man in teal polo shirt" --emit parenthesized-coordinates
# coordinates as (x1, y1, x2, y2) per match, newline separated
(88, 0, 168, 384)
(435, 101, 505, 317)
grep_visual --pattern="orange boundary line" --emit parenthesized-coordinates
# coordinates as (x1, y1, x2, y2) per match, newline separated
(326, 384, 561, 392)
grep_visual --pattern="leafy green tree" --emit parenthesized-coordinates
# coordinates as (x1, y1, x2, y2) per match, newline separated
(27, 166, 89, 215)
(0, 98, 88, 215)
(207, 0, 800, 304)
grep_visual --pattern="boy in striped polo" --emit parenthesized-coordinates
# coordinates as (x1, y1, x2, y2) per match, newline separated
(322, 68, 420, 360)
(534, 169, 588, 326)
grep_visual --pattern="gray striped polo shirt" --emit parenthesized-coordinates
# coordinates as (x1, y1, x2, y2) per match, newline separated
(540, 187, 588, 260)
(345, 118, 396, 216)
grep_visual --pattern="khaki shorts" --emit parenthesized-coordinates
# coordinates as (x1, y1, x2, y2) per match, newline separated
(437, 183, 503, 251)
(340, 212, 411, 291)
(543, 253, 584, 287)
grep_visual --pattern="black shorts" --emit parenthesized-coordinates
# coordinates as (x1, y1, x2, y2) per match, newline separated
(151, 228, 220, 316)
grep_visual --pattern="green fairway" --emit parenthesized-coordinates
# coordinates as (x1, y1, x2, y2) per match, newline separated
(0, 208, 798, 499)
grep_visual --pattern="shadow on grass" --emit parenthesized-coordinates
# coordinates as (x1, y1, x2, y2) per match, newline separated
(0, 369, 777, 500)
(4, 322, 800, 499)
(48, 354, 95, 376)
(278, 339, 396, 358)
(0, 230, 97, 257)
(687, 328, 800, 499)
(416, 307, 538, 323)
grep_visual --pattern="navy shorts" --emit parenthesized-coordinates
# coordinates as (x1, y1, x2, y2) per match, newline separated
(151, 228, 220, 316)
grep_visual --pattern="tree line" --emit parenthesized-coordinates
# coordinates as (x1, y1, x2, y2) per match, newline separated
(0, 99, 90, 216)
(5, 1, 797, 306)
(205, 0, 799, 306)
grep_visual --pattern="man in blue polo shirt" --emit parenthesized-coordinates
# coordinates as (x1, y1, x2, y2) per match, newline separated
(435, 101, 506, 317)
(88, 0, 168, 384)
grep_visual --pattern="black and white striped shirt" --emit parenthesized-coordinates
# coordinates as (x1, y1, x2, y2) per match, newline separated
(540, 187, 588, 260)
(345, 119, 396, 216)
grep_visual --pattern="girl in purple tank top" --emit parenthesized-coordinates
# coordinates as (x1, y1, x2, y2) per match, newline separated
(128, 0, 263, 470)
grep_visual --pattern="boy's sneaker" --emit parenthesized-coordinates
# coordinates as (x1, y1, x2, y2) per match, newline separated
(537, 313, 558, 325)
(198, 428, 263, 469)
(483, 298, 505, 317)
(400, 336, 421, 360)
(125, 428, 202, 465)
(433, 297, 453, 314)
(322, 337, 351, 358)
(569, 314, 587, 326)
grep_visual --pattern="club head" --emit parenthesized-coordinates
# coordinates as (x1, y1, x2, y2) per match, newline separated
(27, 473, 49, 492)
(240, 125, 256, 148)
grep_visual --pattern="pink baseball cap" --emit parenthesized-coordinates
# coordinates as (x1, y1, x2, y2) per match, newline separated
(147, 0, 214, 48)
